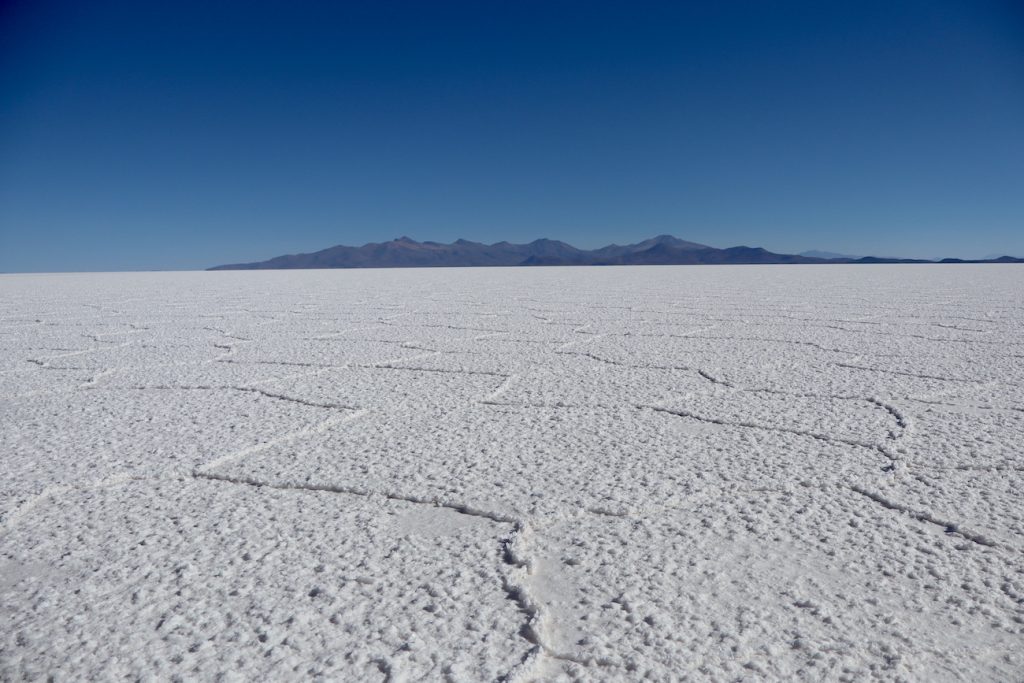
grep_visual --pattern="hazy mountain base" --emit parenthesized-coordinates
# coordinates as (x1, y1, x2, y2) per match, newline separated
(210, 234, 1023, 270)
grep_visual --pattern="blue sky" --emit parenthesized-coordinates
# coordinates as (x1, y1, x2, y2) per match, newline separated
(2, 0, 1022, 271)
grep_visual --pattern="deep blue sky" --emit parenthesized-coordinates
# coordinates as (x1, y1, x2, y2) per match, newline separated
(2, 0, 1022, 271)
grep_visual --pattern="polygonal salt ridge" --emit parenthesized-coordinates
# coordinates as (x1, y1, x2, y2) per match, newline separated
(84, 359, 313, 391)
(21, 340, 140, 371)
(673, 320, 1022, 356)
(486, 361, 708, 410)
(312, 319, 515, 344)
(2, 265, 1022, 681)
(223, 338, 448, 368)
(251, 365, 508, 410)
(190, 467, 584, 681)
(906, 381, 1024, 413)
(0, 477, 534, 681)
(0, 367, 94, 398)
(703, 366, 969, 405)
(346, 345, 544, 376)
(833, 354, 1024, 386)
(86, 357, 509, 411)
(29, 337, 250, 372)
(583, 324, 861, 356)
(648, 388, 909, 452)
(199, 400, 894, 524)
(11, 329, 150, 354)
(893, 401, 1024, 470)
(0, 387, 355, 522)
(200, 403, 675, 507)
(517, 486, 1021, 680)
(870, 468, 1024, 550)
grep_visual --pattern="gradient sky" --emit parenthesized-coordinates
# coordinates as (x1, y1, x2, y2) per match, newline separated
(2, 0, 1023, 271)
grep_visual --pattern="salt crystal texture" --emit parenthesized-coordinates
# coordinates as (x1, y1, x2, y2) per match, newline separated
(1, 265, 1022, 681)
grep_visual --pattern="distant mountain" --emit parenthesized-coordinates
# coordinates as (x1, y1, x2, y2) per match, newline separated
(936, 255, 1024, 264)
(212, 236, 589, 270)
(209, 236, 1024, 270)
(799, 250, 861, 260)
(587, 234, 710, 261)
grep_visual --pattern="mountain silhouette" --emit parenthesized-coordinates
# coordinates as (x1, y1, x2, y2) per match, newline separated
(209, 236, 1022, 270)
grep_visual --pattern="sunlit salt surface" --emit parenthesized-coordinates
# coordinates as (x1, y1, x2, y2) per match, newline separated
(2, 265, 1023, 681)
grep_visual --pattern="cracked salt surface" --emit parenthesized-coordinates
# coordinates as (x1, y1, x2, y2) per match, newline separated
(1, 265, 1023, 681)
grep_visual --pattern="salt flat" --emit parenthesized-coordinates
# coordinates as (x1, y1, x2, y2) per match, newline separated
(1, 265, 1022, 681)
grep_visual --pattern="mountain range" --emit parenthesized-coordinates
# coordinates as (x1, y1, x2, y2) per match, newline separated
(209, 235, 1022, 270)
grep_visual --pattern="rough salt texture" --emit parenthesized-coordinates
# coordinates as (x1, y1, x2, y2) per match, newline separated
(1, 265, 1023, 681)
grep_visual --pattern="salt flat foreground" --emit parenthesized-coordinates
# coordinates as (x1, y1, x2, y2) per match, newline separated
(1, 265, 1022, 681)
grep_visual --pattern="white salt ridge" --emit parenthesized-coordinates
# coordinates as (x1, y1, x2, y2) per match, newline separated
(1, 265, 1022, 681)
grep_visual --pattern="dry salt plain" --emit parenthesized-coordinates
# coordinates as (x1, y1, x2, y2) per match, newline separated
(1, 265, 1023, 682)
